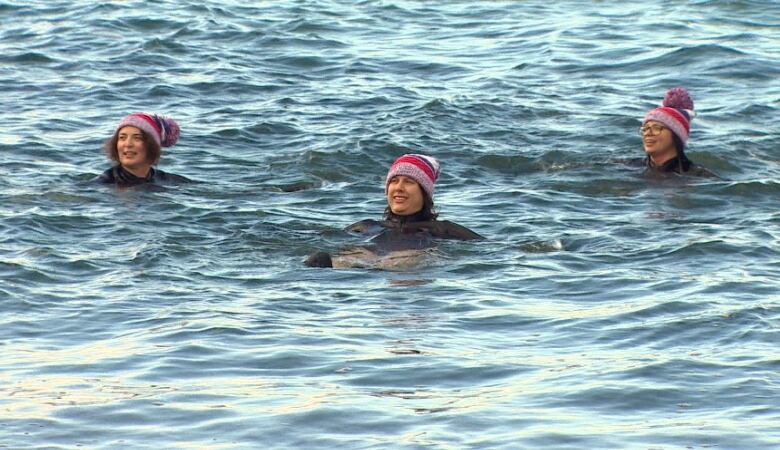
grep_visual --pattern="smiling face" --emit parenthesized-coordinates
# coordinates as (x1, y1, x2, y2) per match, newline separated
(386, 175, 425, 216)
(642, 120, 678, 165)
(116, 126, 152, 177)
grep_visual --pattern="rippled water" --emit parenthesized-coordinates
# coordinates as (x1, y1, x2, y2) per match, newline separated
(1, 1, 779, 448)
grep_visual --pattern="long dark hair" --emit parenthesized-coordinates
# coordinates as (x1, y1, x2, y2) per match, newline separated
(383, 191, 438, 223)
(103, 128, 162, 165)
(672, 134, 692, 172)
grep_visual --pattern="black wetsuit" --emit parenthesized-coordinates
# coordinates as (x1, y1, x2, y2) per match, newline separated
(97, 166, 191, 186)
(623, 155, 718, 178)
(305, 216, 483, 268)
(345, 218, 484, 241)
(642, 155, 719, 178)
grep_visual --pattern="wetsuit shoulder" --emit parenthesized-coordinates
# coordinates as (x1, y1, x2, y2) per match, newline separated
(96, 167, 116, 184)
(407, 220, 485, 241)
(153, 169, 192, 183)
(687, 163, 721, 179)
(345, 219, 382, 233)
(433, 220, 485, 240)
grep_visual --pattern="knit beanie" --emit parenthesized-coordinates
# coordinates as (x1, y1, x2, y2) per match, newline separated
(115, 112, 180, 147)
(643, 87, 696, 148)
(385, 154, 441, 198)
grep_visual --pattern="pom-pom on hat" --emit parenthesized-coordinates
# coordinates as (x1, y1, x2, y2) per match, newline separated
(115, 112, 180, 147)
(644, 87, 696, 147)
(385, 154, 441, 198)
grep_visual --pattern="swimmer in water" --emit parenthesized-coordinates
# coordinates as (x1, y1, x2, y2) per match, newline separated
(97, 112, 191, 185)
(638, 87, 718, 178)
(305, 153, 483, 268)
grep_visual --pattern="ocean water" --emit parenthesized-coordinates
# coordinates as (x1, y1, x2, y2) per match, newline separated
(1, 1, 779, 448)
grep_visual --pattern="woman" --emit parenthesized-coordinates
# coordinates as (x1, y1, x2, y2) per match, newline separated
(639, 87, 718, 178)
(97, 112, 190, 185)
(305, 154, 483, 268)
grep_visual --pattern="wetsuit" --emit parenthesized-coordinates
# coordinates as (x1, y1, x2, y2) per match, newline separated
(642, 155, 719, 178)
(623, 156, 718, 178)
(97, 166, 191, 186)
(345, 218, 484, 241)
(305, 217, 483, 268)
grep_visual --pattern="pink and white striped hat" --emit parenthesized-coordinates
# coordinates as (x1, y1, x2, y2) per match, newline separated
(385, 154, 441, 198)
(115, 112, 180, 147)
(644, 87, 696, 147)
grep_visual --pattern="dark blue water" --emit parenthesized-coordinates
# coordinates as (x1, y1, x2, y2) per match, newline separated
(1, 1, 779, 448)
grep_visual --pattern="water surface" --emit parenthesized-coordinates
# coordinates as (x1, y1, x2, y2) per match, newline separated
(1, 1, 779, 448)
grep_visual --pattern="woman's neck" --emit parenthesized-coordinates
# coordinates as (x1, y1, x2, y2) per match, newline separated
(121, 164, 152, 179)
(385, 210, 430, 225)
(648, 151, 677, 168)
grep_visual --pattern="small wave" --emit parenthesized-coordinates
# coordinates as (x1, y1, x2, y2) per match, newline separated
(475, 154, 538, 175)
(244, 121, 302, 137)
(285, 18, 346, 36)
(113, 17, 181, 31)
(141, 38, 189, 54)
(714, 180, 780, 197)
(271, 55, 336, 70)
(0, 52, 59, 64)
(559, 43, 751, 76)
(0, 3, 22, 13)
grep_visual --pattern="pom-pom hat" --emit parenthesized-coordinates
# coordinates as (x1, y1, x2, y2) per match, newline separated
(385, 154, 441, 198)
(644, 87, 696, 147)
(115, 112, 180, 147)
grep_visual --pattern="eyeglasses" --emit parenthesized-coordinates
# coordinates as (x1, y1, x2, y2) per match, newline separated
(639, 124, 667, 136)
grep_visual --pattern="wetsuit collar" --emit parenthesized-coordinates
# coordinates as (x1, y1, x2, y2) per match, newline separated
(385, 210, 431, 227)
(645, 154, 691, 174)
(115, 165, 156, 183)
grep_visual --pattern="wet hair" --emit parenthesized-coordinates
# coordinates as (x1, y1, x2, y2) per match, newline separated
(103, 127, 162, 166)
(383, 191, 439, 223)
(672, 134, 685, 155)
(672, 134, 693, 172)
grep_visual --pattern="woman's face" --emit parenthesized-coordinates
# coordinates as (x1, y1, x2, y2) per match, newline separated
(116, 126, 150, 174)
(641, 120, 677, 161)
(387, 175, 424, 216)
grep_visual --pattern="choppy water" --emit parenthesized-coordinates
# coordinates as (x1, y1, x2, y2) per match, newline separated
(2, 1, 779, 448)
